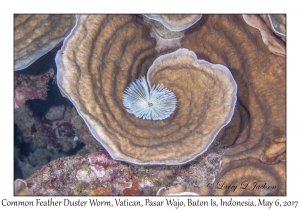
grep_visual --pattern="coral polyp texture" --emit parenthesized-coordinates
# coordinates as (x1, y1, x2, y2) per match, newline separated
(14, 14, 76, 70)
(15, 145, 225, 196)
(261, 14, 286, 41)
(182, 15, 286, 195)
(242, 15, 286, 57)
(123, 76, 177, 120)
(14, 14, 286, 195)
(144, 14, 202, 31)
(55, 15, 237, 165)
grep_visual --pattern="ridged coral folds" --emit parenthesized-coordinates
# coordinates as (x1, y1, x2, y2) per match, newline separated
(14, 15, 76, 70)
(182, 15, 286, 195)
(56, 15, 237, 165)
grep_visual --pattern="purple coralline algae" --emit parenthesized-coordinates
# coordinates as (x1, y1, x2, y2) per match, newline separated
(15, 103, 103, 153)
(14, 68, 55, 109)
(13, 66, 224, 195)
(14, 102, 104, 178)
(15, 105, 76, 153)
(15, 143, 225, 196)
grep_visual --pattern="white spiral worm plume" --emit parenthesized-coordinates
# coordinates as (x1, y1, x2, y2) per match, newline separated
(123, 76, 177, 120)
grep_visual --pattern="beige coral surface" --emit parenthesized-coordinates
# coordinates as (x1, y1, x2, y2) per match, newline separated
(14, 14, 76, 70)
(14, 14, 286, 196)
(56, 15, 237, 165)
(182, 14, 286, 195)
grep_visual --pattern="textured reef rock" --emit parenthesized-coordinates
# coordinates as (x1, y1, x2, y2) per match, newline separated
(15, 143, 225, 195)
(14, 68, 55, 109)
(14, 97, 104, 178)
(15, 105, 77, 153)
(14, 14, 286, 195)
(14, 103, 104, 177)
(56, 15, 236, 165)
(14, 14, 76, 70)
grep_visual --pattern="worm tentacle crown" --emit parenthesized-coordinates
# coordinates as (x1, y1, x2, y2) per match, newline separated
(123, 76, 177, 120)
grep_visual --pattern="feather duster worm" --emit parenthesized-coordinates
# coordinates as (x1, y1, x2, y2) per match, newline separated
(55, 15, 237, 165)
(123, 76, 177, 120)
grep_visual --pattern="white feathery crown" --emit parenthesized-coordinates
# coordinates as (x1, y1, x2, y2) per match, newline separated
(123, 77, 177, 120)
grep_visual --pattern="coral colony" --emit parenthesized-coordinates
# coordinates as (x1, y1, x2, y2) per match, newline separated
(13, 14, 286, 195)
(123, 77, 177, 120)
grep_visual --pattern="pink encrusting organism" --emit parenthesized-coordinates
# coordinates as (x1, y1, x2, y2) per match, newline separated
(14, 68, 55, 109)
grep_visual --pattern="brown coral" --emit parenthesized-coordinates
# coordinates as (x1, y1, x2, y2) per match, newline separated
(14, 14, 76, 70)
(14, 179, 33, 195)
(211, 159, 286, 195)
(56, 15, 236, 165)
(260, 14, 286, 41)
(14, 14, 286, 195)
(157, 186, 200, 195)
(242, 15, 286, 57)
(144, 14, 202, 31)
(182, 14, 286, 195)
